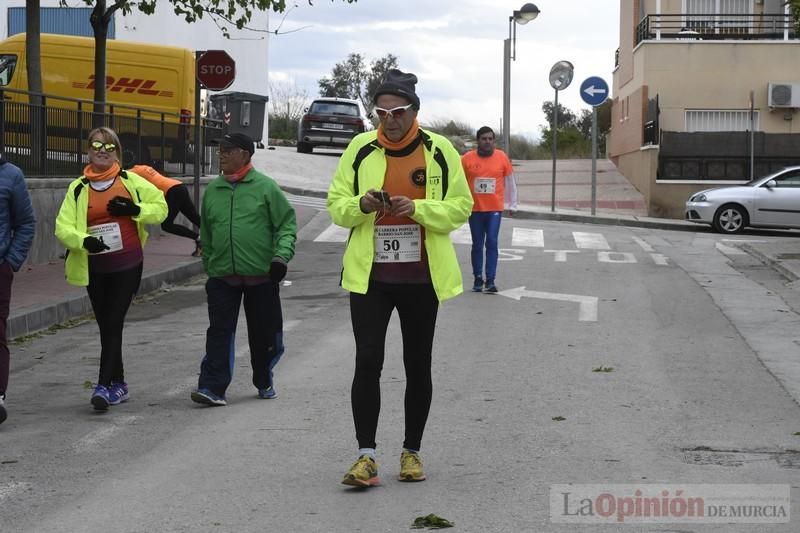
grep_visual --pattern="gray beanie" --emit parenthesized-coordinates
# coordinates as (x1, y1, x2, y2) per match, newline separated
(373, 69, 420, 109)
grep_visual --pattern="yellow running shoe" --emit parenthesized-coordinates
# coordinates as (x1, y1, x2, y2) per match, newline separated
(398, 450, 426, 482)
(341, 455, 380, 487)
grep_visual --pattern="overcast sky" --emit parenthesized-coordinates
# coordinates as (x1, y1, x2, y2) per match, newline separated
(267, 0, 620, 140)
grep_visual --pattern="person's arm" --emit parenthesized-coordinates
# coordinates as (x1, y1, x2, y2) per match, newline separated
(55, 181, 86, 252)
(327, 140, 377, 228)
(505, 172, 518, 212)
(129, 174, 168, 225)
(268, 183, 297, 264)
(5, 171, 35, 271)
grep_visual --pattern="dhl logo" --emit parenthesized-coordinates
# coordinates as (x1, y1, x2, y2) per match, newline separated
(71, 76, 174, 98)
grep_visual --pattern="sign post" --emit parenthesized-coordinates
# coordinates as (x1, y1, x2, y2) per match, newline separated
(193, 50, 236, 217)
(579, 76, 609, 215)
(548, 61, 575, 212)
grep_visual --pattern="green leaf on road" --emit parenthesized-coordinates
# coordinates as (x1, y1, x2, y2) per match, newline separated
(411, 513, 455, 529)
(592, 366, 614, 373)
(83, 380, 94, 389)
(552, 416, 566, 421)
(794, 432, 800, 436)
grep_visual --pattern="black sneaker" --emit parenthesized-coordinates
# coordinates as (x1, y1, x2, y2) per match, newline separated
(484, 280, 498, 293)
(0, 394, 6, 425)
(472, 277, 484, 292)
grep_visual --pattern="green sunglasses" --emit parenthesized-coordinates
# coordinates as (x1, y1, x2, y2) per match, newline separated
(90, 140, 117, 153)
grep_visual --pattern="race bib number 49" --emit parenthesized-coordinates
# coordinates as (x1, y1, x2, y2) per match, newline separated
(87, 222, 123, 254)
(374, 224, 421, 263)
(474, 177, 496, 194)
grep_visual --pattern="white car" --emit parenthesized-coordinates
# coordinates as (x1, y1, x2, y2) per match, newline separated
(685, 166, 800, 234)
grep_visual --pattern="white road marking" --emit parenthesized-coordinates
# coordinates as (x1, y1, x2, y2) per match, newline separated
(498, 248, 526, 261)
(573, 232, 610, 250)
(450, 224, 473, 245)
(651, 253, 670, 266)
(313, 224, 349, 243)
(544, 250, 580, 262)
(287, 194, 327, 209)
(632, 236, 654, 252)
(598, 251, 637, 264)
(716, 242, 747, 256)
(498, 286, 598, 322)
(511, 227, 544, 247)
(72, 416, 139, 453)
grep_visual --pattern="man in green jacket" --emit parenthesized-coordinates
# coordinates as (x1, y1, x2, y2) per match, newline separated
(191, 133, 297, 406)
(327, 69, 473, 487)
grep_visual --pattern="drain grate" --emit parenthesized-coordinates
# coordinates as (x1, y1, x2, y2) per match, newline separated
(681, 446, 800, 469)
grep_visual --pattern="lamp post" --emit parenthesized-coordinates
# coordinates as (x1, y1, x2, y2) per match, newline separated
(502, 3, 539, 156)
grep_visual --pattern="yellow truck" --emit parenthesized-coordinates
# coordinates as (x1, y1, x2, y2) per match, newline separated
(0, 33, 200, 167)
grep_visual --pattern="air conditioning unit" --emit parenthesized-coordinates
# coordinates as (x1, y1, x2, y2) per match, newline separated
(768, 82, 800, 108)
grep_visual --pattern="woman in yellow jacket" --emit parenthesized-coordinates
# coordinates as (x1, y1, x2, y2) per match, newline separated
(55, 127, 167, 411)
(327, 70, 472, 487)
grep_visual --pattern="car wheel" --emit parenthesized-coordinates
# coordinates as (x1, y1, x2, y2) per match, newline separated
(297, 142, 312, 154)
(712, 204, 748, 234)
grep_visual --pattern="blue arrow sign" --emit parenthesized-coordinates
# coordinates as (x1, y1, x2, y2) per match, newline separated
(580, 76, 609, 107)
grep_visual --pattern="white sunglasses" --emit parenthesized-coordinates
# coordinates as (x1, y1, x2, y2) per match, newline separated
(373, 103, 414, 120)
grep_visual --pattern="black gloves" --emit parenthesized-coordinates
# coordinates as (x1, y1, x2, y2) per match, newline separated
(269, 261, 287, 283)
(107, 196, 140, 217)
(83, 236, 110, 254)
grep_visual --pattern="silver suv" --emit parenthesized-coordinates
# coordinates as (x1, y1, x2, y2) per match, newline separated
(297, 97, 373, 153)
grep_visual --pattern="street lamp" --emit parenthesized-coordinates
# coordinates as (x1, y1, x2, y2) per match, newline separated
(502, 3, 539, 156)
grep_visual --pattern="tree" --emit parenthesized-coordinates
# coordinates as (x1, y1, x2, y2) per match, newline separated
(268, 80, 309, 140)
(788, 1, 800, 31)
(318, 53, 398, 112)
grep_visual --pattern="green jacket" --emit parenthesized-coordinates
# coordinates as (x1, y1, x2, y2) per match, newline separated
(327, 128, 473, 302)
(55, 170, 168, 287)
(201, 168, 297, 278)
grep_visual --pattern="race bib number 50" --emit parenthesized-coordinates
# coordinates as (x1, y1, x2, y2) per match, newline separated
(374, 224, 421, 263)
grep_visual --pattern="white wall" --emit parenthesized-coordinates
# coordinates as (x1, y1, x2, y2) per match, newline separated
(1, 1, 271, 140)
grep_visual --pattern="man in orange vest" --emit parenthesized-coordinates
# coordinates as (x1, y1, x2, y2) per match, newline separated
(129, 165, 202, 256)
(461, 126, 518, 293)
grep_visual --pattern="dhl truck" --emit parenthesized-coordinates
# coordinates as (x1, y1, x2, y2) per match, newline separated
(0, 33, 201, 167)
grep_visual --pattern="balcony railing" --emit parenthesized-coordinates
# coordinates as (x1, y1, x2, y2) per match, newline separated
(636, 13, 797, 45)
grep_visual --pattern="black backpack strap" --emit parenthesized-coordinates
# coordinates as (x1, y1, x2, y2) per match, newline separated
(73, 177, 90, 202)
(352, 140, 381, 195)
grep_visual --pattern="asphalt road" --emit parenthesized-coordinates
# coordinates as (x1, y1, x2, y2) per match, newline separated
(3, 204, 800, 532)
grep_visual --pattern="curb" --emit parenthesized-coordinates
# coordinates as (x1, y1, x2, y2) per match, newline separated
(738, 243, 800, 282)
(9, 259, 205, 340)
(279, 185, 698, 233)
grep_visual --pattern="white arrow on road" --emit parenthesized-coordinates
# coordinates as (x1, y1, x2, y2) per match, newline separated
(583, 85, 607, 98)
(498, 286, 599, 322)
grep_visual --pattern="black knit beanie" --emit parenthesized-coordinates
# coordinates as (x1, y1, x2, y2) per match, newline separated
(372, 69, 420, 110)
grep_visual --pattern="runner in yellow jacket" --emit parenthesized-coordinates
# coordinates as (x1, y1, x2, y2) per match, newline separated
(327, 69, 472, 488)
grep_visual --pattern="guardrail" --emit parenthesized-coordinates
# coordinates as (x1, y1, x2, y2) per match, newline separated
(0, 87, 222, 177)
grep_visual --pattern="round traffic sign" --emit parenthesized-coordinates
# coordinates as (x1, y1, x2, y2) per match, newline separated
(197, 50, 236, 91)
(580, 76, 609, 107)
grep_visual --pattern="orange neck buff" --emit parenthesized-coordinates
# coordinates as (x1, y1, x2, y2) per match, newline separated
(83, 161, 121, 182)
(377, 119, 420, 150)
(225, 162, 253, 183)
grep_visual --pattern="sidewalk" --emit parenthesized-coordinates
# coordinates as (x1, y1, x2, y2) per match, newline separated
(9, 148, 800, 339)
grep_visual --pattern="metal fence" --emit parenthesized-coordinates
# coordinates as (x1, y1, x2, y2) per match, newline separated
(0, 87, 221, 178)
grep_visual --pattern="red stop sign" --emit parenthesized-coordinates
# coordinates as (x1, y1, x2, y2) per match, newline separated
(197, 50, 236, 91)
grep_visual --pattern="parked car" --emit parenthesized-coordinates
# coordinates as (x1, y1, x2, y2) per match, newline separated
(296, 97, 373, 154)
(685, 166, 800, 234)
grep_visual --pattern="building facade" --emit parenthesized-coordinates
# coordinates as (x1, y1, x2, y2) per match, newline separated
(610, 0, 799, 218)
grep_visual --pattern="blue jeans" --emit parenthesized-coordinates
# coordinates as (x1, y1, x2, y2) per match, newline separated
(199, 278, 280, 396)
(469, 211, 502, 281)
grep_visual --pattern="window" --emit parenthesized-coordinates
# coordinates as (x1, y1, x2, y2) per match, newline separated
(0, 55, 17, 87)
(685, 110, 759, 132)
(684, 0, 752, 34)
